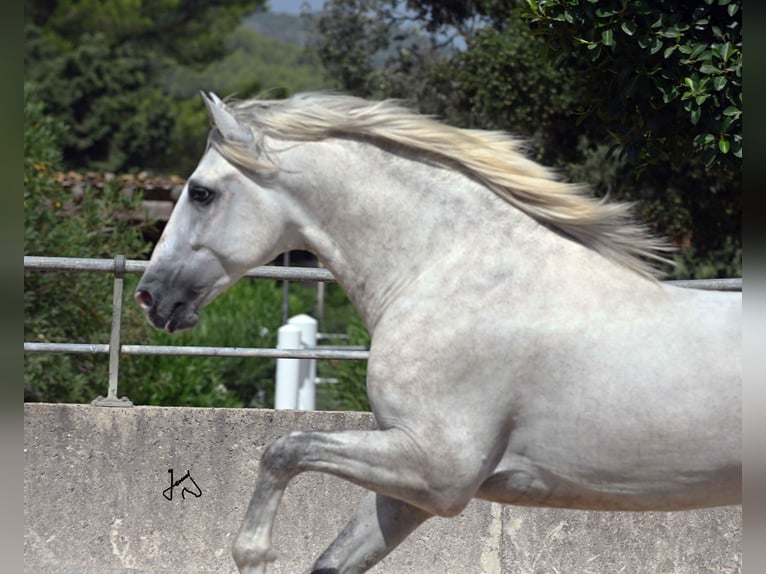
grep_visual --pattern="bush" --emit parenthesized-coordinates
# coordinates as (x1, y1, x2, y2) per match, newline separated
(520, 0, 742, 171)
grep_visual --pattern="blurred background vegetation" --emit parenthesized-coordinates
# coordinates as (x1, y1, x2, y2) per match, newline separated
(24, 0, 741, 410)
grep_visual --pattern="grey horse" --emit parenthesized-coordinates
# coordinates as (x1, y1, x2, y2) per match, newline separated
(135, 92, 741, 573)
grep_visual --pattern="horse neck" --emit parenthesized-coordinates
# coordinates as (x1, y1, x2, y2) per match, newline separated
(280, 137, 547, 330)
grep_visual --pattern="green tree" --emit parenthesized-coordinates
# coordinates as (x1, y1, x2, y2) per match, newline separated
(24, 0, 266, 173)
(424, 19, 580, 165)
(309, 0, 399, 97)
(161, 26, 330, 100)
(519, 0, 742, 172)
(25, 0, 265, 69)
(516, 0, 741, 277)
(25, 32, 178, 172)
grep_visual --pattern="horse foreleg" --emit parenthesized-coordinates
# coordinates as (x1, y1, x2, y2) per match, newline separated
(232, 428, 483, 573)
(306, 491, 431, 574)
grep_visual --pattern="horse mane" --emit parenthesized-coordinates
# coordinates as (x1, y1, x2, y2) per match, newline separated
(213, 92, 673, 279)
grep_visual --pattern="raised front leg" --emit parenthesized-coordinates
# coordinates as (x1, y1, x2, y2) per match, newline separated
(307, 491, 431, 574)
(232, 427, 489, 574)
(231, 458, 286, 574)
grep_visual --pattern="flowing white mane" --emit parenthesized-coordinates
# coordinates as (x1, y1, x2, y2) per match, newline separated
(211, 92, 673, 279)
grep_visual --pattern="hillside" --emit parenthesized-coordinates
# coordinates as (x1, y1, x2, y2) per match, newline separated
(161, 19, 331, 99)
(243, 10, 312, 46)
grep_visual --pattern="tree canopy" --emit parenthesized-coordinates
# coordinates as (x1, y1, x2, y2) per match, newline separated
(25, 0, 263, 68)
(520, 0, 742, 172)
(24, 0, 270, 173)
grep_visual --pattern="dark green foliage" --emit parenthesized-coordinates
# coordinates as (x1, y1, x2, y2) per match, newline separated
(517, 0, 742, 278)
(25, 1, 328, 176)
(519, 0, 742, 171)
(26, 30, 178, 172)
(309, 0, 395, 97)
(164, 97, 211, 180)
(423, 19, 581, 165)
(24, 1, 268, 173)
(25, 0, 264, 69)
(405, 0, 516, 31)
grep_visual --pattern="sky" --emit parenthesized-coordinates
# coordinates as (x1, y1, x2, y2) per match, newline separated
(268, 0, 326, 14)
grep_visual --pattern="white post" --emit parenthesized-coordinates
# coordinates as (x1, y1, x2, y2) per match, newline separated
(288, 314, 318, 411)
(274, 324, 302, 409)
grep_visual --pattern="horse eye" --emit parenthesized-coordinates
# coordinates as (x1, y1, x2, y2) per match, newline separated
(189, 186, 214, 205)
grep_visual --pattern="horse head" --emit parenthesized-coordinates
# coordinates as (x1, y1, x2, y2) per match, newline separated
(135, 92, 299, 332)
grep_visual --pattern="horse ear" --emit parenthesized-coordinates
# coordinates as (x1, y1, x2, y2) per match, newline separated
(200, 91, 253, 145)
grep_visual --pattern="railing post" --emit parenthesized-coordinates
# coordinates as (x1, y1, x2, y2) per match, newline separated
(281, 252, 290, 324)
(91, 254, 133, 407)
(288, 314, 318, 411)
(274, 324, 302, 409)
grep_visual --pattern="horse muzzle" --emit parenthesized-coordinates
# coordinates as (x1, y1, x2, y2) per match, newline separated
(135, 278, 202, 333)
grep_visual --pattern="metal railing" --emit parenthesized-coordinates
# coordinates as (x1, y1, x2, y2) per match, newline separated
(24, 255, 369, 407)
(24, 255, 741, 407)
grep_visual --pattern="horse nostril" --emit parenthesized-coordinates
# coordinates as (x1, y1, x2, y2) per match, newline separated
(135, 289, 154, 310)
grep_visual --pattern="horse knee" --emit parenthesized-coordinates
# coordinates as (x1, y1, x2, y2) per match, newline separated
(427, 495, 470, 517)
(260, 431, 304, 479)
(394, 436, 486, 517)
(418, 465, 480, 517)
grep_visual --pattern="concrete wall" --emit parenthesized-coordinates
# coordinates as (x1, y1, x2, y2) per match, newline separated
(24, 403, 741, 574)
